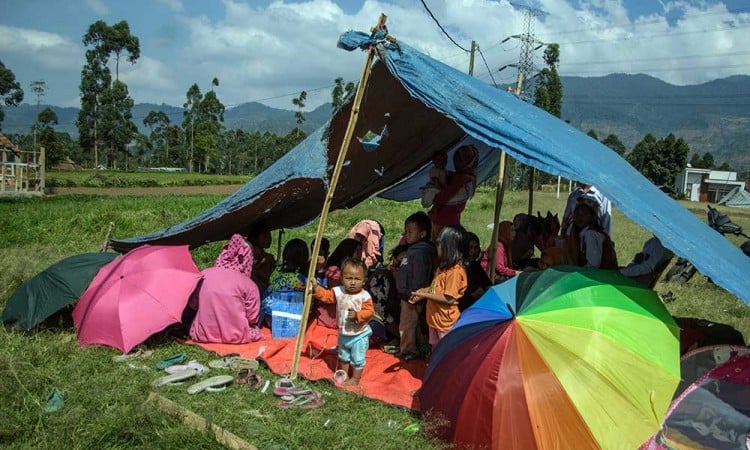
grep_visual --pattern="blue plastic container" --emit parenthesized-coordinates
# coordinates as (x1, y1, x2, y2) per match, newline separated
(270, 291, 304, 339)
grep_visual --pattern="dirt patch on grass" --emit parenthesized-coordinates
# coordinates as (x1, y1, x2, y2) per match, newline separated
(51, 185, 245, 196)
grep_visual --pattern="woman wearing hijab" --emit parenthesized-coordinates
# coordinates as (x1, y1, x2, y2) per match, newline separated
(481, 221, 521, 282)
(189, 234, 264, 344)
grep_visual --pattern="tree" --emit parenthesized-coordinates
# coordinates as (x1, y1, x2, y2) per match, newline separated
(332, 77, 354, 110)
(0, 61, 24, 130)
(533, 44, 562, 118)
(627, 133, 689, 186)
(586, 129, 599, 140)
(78, 20, 140, 168)
(182, 79, 225, 172)
(77, 49, 111, 167)
(700, 152, 715, 170)
(689, 152, 703, 168)
(601, 133, 626, 156)
(99, 80, 137, 168)
(182, 83, 202, 172)
(83, 20, 139, 81)
(37, 107, 62, 165)
(716, 161, 733, 171)
(29, 80, 47, 163)
(144, 110, 171, 165)
(292, 90, 307, 137)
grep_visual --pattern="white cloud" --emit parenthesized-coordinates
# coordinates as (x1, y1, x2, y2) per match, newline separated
(5, 0, 750, 108)
(0, 25, 82, 71)
(158, 0, 184, 13)
(119, 56, 176, 104)
(85, 0, 109, 15)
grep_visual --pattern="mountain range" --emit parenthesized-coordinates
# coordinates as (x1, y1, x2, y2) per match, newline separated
(3, 73, 749, 168)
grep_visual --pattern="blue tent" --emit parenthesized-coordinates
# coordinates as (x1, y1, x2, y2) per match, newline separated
(113, 30, 750, 305)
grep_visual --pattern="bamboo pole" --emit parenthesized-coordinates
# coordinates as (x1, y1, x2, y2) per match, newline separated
(145, 393, 257, 450)
(486, 73, 523, 281)
(290, 14, 387, 380)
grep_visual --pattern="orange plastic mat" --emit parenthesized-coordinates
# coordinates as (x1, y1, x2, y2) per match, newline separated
(189, 321, 425, 410)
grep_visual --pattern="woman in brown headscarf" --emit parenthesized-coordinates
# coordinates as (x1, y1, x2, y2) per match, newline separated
(481, 221, 521, 282)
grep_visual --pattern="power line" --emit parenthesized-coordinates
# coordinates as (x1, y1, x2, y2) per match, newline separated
(476, 46, 498, 88)
(419, 0, 471, 53)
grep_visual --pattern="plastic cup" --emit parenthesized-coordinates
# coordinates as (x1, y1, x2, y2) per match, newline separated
(333, 369, 347, 384)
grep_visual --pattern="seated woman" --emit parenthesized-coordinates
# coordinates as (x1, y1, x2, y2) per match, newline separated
(565, 198, 618, 269)
(246, 221, 275, 298)
(261, 238, 309, 328)
(481, 221, 521, 283)
(189, 234, 263, 344)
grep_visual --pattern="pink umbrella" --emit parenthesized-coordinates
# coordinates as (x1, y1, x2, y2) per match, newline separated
(73, 245, 202, 353)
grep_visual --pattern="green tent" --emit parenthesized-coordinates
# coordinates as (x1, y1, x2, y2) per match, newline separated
(2, 252, 119, 330)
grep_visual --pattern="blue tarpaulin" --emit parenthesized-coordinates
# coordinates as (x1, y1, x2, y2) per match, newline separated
(114, 29, 750, 305)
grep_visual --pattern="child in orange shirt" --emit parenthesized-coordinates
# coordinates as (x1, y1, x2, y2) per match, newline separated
(410, 226, 468, 349)
(311, 258, 374, 385)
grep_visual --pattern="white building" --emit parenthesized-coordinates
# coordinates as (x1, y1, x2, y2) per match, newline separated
(675, 166, 745, 202)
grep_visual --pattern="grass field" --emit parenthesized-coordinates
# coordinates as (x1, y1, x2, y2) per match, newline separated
(1, 187, 748, 449)
(46, 169, 251, 188)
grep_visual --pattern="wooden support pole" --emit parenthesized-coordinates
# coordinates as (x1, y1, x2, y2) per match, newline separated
(486, 72, 523, 281)
(39, 146, 46, 192)
(145, 393, 257, 450)
(291, 14, 387, 380)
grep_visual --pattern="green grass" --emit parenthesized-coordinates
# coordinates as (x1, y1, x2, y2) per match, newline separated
(1, 187, 749, 449)
(46, 170, 251, 188)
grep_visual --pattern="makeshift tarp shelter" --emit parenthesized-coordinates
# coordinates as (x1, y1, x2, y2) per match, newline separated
(718, 186, 750, 208)
(113, 29, 750, 306)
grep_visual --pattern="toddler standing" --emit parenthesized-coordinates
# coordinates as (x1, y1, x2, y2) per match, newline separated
(312, 258, 374, 385)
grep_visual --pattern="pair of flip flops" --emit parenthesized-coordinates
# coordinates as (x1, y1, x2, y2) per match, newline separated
(272, 377, 324, 408)
(164, 360, 209, 375)
(208, 356, 259, 371)
(112, 348, 153, 362)
(152, 369, 233, 394)
(276, 391, 325, 409)
(235, 368, 263, 390)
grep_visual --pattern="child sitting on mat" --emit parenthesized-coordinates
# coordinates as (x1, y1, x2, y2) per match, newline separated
(311, 257, 374, 385)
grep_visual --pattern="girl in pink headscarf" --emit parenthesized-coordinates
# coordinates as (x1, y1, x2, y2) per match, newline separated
(190, 234, 264, 344)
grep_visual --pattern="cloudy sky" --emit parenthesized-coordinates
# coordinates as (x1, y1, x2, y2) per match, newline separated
(1, 0, 748, 110)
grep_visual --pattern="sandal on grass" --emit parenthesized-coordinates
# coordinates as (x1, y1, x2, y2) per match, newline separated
(274, 376, 294, 390)
(187, 375, 234, 394)
(112, 348, 153, 362)
(273, 386, 312, 397)
(207, 355, 239, 369)
(235, 368, 256, 384)
(152, 368, 199, 387)
(276, 392, 324, 409)
(246, 373, 264, 390)
(155, 352, 187, 370)
(228, 357, 259, 371)
(164, 360, 209, 375)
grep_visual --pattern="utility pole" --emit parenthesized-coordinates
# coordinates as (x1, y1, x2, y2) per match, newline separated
(500, 2, 548, 215)
(30, 80, 47, 166)
(468, 41, 477, 76)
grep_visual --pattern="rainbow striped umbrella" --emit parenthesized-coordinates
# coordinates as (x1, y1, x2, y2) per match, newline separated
(420, 266, 681, 449)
